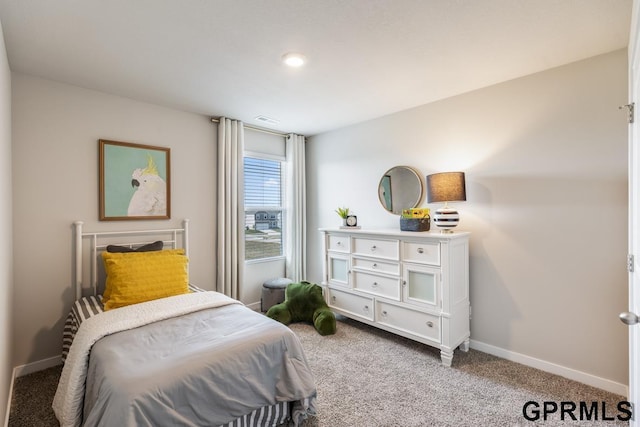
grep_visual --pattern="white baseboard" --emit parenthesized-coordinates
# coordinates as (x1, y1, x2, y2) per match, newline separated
(4, 356, 61, 427)
(469, 339, 628, 397)
(245, 301, 261, 311)
(12, 355, 61, 378)
(4, 366, 15, 427)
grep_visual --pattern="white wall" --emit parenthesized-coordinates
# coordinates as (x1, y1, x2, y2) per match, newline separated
(306, 50, 629, 390)
(11, 74, 217, 366)
(0, 19, 12, 424)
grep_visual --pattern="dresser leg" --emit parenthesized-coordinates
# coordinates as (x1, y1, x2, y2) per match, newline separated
(459, 338, 470, 352)
(440, 348, 453, 367)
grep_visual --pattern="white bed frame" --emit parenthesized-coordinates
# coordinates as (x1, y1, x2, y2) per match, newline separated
(73, 219, 190, 300)
(67, 218, 306, 427)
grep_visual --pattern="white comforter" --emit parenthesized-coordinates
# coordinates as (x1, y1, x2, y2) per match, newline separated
(52, 291, 241, 427)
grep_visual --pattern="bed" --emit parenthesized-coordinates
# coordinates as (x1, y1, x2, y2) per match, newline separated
(53, 220, 317, 427)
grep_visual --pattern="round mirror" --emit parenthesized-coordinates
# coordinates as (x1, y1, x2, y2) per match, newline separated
(378, 166, 424, 215)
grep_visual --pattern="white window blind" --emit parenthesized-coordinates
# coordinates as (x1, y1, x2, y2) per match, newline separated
(244, 156, 284, 261)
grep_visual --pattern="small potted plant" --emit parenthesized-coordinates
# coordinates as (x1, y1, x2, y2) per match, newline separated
(335, 207, 350, 226)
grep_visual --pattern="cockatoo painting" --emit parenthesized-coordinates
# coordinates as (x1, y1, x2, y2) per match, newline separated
(127, 155, 167, 216)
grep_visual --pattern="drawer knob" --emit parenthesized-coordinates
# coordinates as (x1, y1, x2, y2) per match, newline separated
(371, 245, 377, 251)
(382, 310, 388, 317)
(337, 241, 342, 245)
(417, 248, 424, 254)
(364, 305, 369, 311)
(372, 282, 378, 287)
(332, 296, 336, 301)
(372, 263, 377, 268)
(402, 280, 407, 286)
(426, 321, 434, 328)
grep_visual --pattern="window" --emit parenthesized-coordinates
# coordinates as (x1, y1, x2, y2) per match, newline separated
(244, 156, 284, 261)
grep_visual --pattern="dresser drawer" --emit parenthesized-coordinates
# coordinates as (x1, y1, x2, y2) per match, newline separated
(376, 301, 441, 343)
(353, 237, 399, 260)
(353, 271, 400, 300)
(328, 288, 374, 321)
(352, 257, 400, 276)
(328, 234, 350, 253)
(402, 241, 440, 266)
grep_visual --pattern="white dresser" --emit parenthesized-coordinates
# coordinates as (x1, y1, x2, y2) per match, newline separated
(320, 228, 470, 366)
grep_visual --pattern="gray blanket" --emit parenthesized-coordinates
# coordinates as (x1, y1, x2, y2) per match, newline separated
(82, 303, 316, 426)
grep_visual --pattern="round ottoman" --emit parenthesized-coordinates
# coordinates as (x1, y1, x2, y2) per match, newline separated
(261, 278, 293, 312)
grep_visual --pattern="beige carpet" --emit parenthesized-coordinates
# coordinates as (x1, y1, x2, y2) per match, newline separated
(9, 316, 629, 426)
(292, 317, 628, 427)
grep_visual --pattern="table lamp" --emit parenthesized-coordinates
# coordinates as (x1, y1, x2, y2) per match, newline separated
(426, 172, 466, 233)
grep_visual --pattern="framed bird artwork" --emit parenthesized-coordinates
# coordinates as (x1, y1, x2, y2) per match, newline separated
(99, 139, 171, 221)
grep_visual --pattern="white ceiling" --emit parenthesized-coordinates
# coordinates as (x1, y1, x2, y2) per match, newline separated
(0, 0, 633, 136)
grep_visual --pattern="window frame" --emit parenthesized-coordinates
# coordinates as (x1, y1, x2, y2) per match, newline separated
(243, 151, 286, 264)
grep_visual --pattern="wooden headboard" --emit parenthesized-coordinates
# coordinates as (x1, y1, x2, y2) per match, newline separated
(73, 219, 190, 300)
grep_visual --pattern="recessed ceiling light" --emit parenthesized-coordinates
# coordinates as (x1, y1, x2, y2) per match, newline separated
(282, 52, 306, 67)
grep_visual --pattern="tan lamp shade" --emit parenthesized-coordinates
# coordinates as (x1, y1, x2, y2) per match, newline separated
(426, 172, 466, 203)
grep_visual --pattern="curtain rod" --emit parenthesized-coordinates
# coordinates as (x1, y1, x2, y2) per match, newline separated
(210, 117, 289, 138)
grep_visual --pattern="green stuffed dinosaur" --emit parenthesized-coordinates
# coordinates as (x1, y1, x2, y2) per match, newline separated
(266, 281, 336, 336)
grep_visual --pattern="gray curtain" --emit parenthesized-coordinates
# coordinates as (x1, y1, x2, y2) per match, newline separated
(216, 118, 244, 299)
(285, 133, 306, 282)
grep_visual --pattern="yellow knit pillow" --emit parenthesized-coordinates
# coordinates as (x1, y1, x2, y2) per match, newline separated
(102, 249, 189, 311)
(102, 249, 185, 302)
